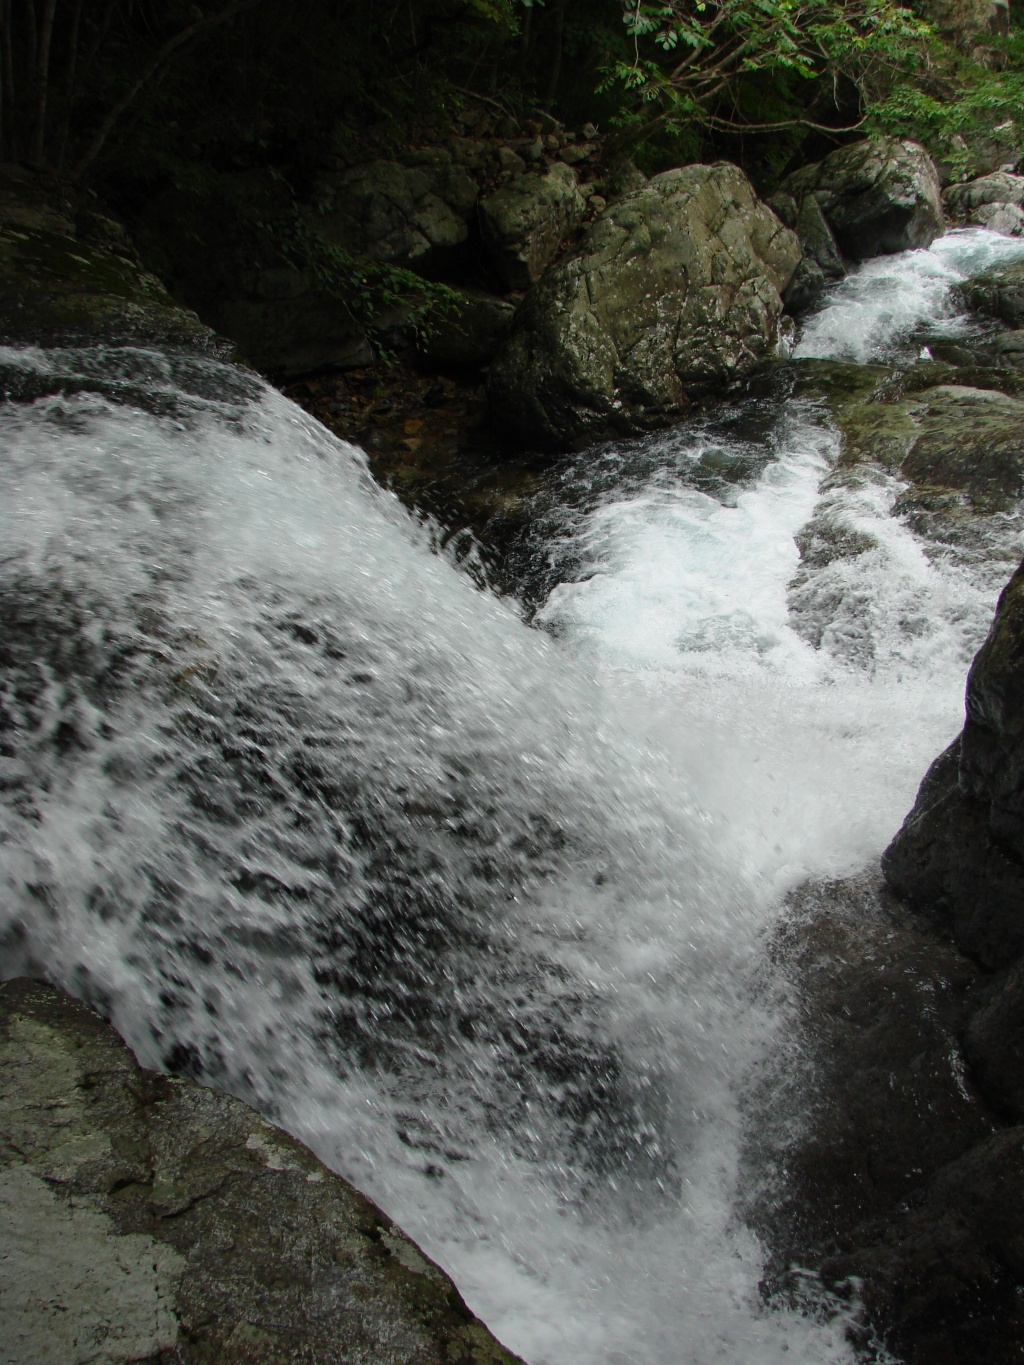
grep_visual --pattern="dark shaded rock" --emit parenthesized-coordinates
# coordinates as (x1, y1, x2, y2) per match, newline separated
(784, 137, 944, 261)
(478, 163, 586, 291)
(961, 557, 1024, 846)
(0, 977, 523, 1365)
(966, 960, 1024, 1119)
(881, 737, 1024, 968)
(486, 162, 800, 450)
(0, 166, 218, 353)
(419, 288, 515, 370)
(958, 259, 1024, 328)
(883, 559, 1024, 970)
(132, 169, 373, 376)
(748, 877, 993, 1265)
(820, 1129, 1024, 1365)
(314, 154, 480, 276)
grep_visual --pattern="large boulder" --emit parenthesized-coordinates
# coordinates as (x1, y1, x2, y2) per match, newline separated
(0, 165, 217, 352)
(486, 161, 801, 450)
(920, 0, 1010, 42)
(478, 162, 586, 291)
(0, 978, 523, 1365)
(883, 559, 1024, 967)
(784, 137, 944, 261)
(945, 171, 1024, 236)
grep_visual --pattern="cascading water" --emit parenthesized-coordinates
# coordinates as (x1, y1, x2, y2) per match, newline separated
(2, 228, 1024, 1363)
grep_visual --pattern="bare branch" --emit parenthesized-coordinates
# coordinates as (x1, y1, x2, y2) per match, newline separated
(72, 0, 268, 179)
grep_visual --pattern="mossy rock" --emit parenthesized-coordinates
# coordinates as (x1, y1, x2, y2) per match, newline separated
(821, 379, 1024, 512)
(0, 166, 219, 352)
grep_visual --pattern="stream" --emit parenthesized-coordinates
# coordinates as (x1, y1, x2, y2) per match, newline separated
(3, 228, 1024, 1363)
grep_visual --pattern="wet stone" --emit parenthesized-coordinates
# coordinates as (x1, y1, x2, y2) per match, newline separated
(0, 978, 524, 1365)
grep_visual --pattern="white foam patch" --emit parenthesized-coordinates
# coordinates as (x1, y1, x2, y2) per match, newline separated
(795, 226, 1024, 363)
(0, 348, 868, 1365)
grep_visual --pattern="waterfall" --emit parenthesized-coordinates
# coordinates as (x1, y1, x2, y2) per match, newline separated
(3, 230, 1024, 1363)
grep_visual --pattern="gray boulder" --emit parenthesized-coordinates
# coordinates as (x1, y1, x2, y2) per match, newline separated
(478, 163, 586, 291)
(314, 153, 480, 275)
(0, 977, 523, 1365)
(976, 201, 1024, 235)
(785, 137, 944, 261)
(945, 171, 1024, 235)
(945, 169, 1024, 216)
(487, 161, 801, 450)
(770, 190, 847, 312)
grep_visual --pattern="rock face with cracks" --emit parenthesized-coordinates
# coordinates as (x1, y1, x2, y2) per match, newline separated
(0, 977, 523, 1365)
(486, 161, 800, 450)
(783, 137, 944, 262)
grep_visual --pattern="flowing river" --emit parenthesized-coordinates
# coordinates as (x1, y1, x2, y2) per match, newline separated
(3, 229, 1024, 1362)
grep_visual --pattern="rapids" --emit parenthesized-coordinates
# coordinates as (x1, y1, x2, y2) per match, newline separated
(3, 229, 1024, 1362)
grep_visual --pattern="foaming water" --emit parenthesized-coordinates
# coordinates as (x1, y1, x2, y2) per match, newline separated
(2, 231, 1019, 1364)
(795, 226, 1024, 363)
(0, 346, 864, 1363)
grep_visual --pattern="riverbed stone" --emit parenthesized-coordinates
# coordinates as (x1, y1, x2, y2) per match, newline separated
(478, 162, 586, 291)
(486, 161, 801, 449)
(0, 977, 523, 1365)
(827, 381, 1024, 514)
(784, 137, 944, 260)
(957, 258, 1024, 326)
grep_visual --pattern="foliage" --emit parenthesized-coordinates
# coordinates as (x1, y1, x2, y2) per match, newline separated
(869, 31, 1024, 179)
(600, 0, 935, 144)
(285, 214, 462, 353)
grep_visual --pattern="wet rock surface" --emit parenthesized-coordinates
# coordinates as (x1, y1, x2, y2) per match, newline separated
(751, 871, 1024, 1364)
(760, 551, 1024, 1363)
(487, 161, 800, 450)
(0, 977, 523, 1365)
(957, 257, 1024, 327)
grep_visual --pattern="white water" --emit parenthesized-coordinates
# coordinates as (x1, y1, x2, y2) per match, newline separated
(2, 232, 1022, 1363)
(796, 226, 1024, 363)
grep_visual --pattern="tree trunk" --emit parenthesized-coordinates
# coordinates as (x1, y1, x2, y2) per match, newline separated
(72, 0, 266, 180)
(1, 0, 16, 162)
(29, 0, 58, 166)
(55, 0, 81, 170)
(543, 0, 567, 107)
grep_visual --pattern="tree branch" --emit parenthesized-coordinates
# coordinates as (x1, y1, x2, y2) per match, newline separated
(72, 0, 267, 179)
